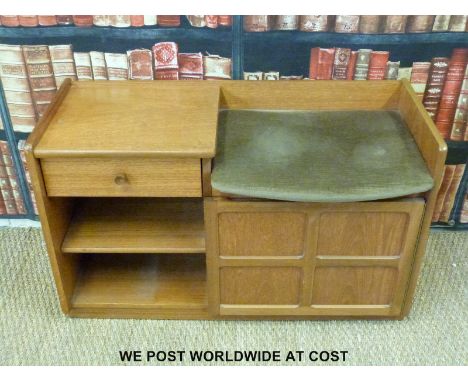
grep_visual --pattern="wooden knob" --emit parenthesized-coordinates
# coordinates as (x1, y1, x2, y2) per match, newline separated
(114, 173, 128, 185)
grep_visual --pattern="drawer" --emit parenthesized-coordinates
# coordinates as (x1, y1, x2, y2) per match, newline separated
(41, 157, 202, 197)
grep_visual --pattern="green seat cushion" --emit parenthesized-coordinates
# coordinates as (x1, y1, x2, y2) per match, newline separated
(211, 109, 434, 202)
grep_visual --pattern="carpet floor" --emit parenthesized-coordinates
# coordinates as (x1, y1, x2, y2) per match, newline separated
(0, 228, 466, 366)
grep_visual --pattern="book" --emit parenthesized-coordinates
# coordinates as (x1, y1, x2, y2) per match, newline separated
(178, 53, 203, 80)
(72, 16, 93, 27)
(89, 51, 108, 80)
(243, 71, 263, 80)
(448, 15, 467, 31)
(382, 16, 408, 33)
(130, 16, 145, 27)
(157, 16, 181, 27)
(243, 15, 273, 32)
(385, 61, 400, 80)
(406, 16, 435, 33)
(299, 16, 330, 32)
(56, 16, 74, 25)
(422, 57, 450, 120)
(410, 61, 431, 97)
(49, 45, 77, 87)
(367, 51, 389, 80)
(128, 49, 154, 80)
(0, 15, 20, 27)
(347, 51, 357, 80)
(22, 45, 57, 118)
(104, 53, 129, 80)
(334, 15, 360, 33)
(6, 160, 26, 215)
(309, 47, 335, 80)
(109, 15, 131, 28)
(397, 67, 412, 81)
(332, 48, 351, 80)
(205, 16, 218, 29)
(18, 15, 38, 27)
(18, 139, 38, 215)
(432, 165, 456, 222)
(439, 164, 466, 222)
(359, 16, 382, 33)
(203, 55, 232, 80)
(449, 64, 468, 141)
(73, 52, 93, 80)
(280, 75, 303, 80)
(0, 44, 37, 132)
(93, 15, 110, 27)
(187, 15, 206, 27)
(432, 15, 451, 31)
(263, 71, 280, 80)
(144, 16, 157, 26)
(0, 140, 18, 215)
(274, 16, 299, 30)
(460, 193, 468, 223)
(38, 16, 57, 26)
(465, 119, 468, 141)
(354, 49, 372, 80)
(218, 16, 232, 26)
(152, 42, 179, 80)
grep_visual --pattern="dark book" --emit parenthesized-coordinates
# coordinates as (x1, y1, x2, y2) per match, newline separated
(422, 57, 450, 120)
(347, 51, 358, 80)
(385, 61, 400, 80)
(332, 48, 351, 80)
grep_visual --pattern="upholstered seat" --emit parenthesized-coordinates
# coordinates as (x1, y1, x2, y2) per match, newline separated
(211, 109, 434, 202)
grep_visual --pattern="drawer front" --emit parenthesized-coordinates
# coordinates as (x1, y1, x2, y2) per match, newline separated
(41, 157, 202, 197)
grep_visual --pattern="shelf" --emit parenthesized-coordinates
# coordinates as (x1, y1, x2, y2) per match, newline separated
(62, 198, 205, 254)
(72, 253, 207, 310)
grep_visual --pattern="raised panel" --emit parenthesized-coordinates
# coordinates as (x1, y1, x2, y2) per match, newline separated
(218, 212, 306, 257)
(311, 267, 397, 306)
(220, 267, 302, 305)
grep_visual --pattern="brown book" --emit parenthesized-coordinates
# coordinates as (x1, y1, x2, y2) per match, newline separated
(243, 71, 263, 80)
(299, 16, 330, 32)
(56, 15, 74, 25)
(7, 161, 26, 214)
(130, 16, 145, 27)
(385, 61, 400, 80)
(448, 15, 467, 31)
(334, 15, 360, 33)
(89, 51, 108, 80)
(449, 64, 468, 141)
(432, 165, 456, 222)
(218, 16, 232, 26)
(359, 16, 382, 33)
(435, 48, 468, 139)
(263, 71, 280, 80)
(38, 16, 57, 26)
(274, 16, 299, 30)
(0, 140, 18, 215)
(354, 49, 372, 80)
(73, 52, 93, 80)
(18, 15, 38, 27)
(93, 15, 110, 27)
(460, 193, 468, 223)
(22, 45, 57, 117)
(178, 53, 203, 80)
(157, 16, 181, 27)
(205, 15, 218, 29)
(367, 51, 389, 80)
(347, 51, 357, 80)
(410, 61, 431, 97)
(280, 75, 303, 80)
(127, 49, 154, 80)
(203, 55, 231, 80)
(0, 44, 37, 132)
(109, 15, 131, 27)
(0, 16, 20, 27)
(309, 47, 335, 80)
(186, 15, 206, 28)
(243, 15, 273, 32)
(144, 16, 157, 26)
(422, 57, 450, 120)
(382, 16, 408, 33)
(152, 42, 179, 80)
(0, 188, 5, 215)
(439, 164, 466, 222)
(332, 48, 351, 80)
(432, 15, 451, 31)
(104, 53, 129, 80)
(18, 139, 38, 215)
(465, 119, 468, 141)
(49, 44, 77, 87)
(72, 16, 93, 27)
(406, 16, 435, 33)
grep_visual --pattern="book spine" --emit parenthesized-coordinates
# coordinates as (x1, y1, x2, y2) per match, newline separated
(346, 51, 357, 80)
(49, 44, 77, 88)
(382, 16, 408, 33)
(38, 16, 57, 26)
(354, 49, 372, 80)
(18, 15, 38, 27)
(410, 61, 431, 97)
(358, 15, 382, 33)
(186, 15, 206, 27)
(406, 15, 435, 33)
(332, 48, 351, 80)
(263, 71, 280, 80)
(218, 16, 232, 26)
(385, 61, 400, 80)
(0, 141, 18, 215)
(73, 52, 93, 80)
(203, 55, 232, 80)
(72, 15, 93, 27)
(449, 64, 468, 141)
(143, 16, 157, 26)
(89, 51, 108, 80)
(93, 15, 110, 27)
(152, 42, 179, 80)
(157, 16, 181, 27)
(7, 162, 26, 214)
(109, 15, 131, 27)
(280, 75, 303, 80)
(432, 165, 456, 222)
(432, 15, 451, 31)
(243, 15, 273, 32)
(243, 72, 263, 80)
(422, 57, 450, 120)
(130, 15, 145, 27)
(367, 51, 389, 80)
(309, 47, 335, 80)
(178, 52, 203, 80)
(0, 16, 20, 27)
(439, 164, 466, 222)
(104, 53, 129, 80)
(22, 45, 57, 117)
(397, 67, 412, 81)
(18, 139, 38, 215)
(460, 193, 468, 223)
(465, 118, 468, 141)
(0, 188, 5, 215)
(274, 15, 299, 30)
(448, 15, 467, 31)
(334, 15, 360, 33)
(128, 49, 154, 80)
(299, 16, 330, 32)
(56, 15, 74, 25)
(205, 15, 219, 29)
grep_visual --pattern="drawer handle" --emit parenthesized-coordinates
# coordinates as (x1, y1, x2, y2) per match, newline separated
(114, 173, 128, 186)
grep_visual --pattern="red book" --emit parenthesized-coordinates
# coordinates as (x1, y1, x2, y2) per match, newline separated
(73, 15, 93, 27)
(178, 53, 203, 80)
(422, 57, 450, 120)
(347, 51, 358, 80)
(218, 16, 232, 27)
(367, 51, 389, 80)
(127, 49, 154, 80)
(152, 42, 179, 80)
(205, 15, 218, 28)
(332, 48, 351, 80)
(38, 16, 57, 26)
(18, 15, 38, 27)
(309, 47, 335, 80)
(56, 15, 74, 25)
(0, 16, 20, 27)
(157, 16, 181, 27)
(130, 16, 144, 27)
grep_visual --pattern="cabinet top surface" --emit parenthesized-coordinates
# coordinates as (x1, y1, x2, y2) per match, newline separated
(34, 81, 220, 158)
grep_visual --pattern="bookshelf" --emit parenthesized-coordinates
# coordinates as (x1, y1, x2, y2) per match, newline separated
(0, 15, 467, 228)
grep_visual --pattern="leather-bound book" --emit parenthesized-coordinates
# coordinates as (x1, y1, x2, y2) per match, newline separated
(0, 141, 18, 215)
(19, 15, 38, 27)
(56, 15, 74, 25)
(130, 16, 145, 27)
(187, 15, 206, 28)
(432, 15, 451, 31)
(205, 16, 218, 28)
(7, 161, 26, 214)
(334, 15, 360, 33)
(22, 45, 57, 117)
(449, 64, 468, 141)
(218, 16, 232, 26)
(309, 47, 335, 80)
(435, 48, 468, 138)
(38, 16, 57, 26)
(299, 16, 330, 32)
(109, 15, 131, 27)
(460, 193, 468, 223)
(0, 44, 37, 132)
(93, 15, 110, 27)
(367, 51, 389, 80)
(18, 139, 38, 215)
(158, 16, 181, 27)
(382, 16, 407, 33)
(128, 49, 154, 80)
(73, 52, 93, 80)
(346, 51, 357, 80)
(152, 42, 179, 80)
(465, 119, 468, 141)
(406, 16, 435, 33)
(448, 15, 467, 31)
(439, 164, 466, 222)
(385, 61, 400, 80)
(397, 67, 412, 81)
(72, 16, 93, 27)
(332, 48, 351, 80)
(203, 55, 232, 80)
(104, 53, 129, 80)
(178, 52, 203, 80)
(359, 16, 382, 33)
(144, 16, 157, 26)
(49, 45, 77, 87)
(243, 16, 273, 32)
(422, 57, 450, 120)
(274, 16, 299, 30)
(263, 71, 280, 80)
(432, 165, 455, 222)
(0, 16, 20, 27)
(243, 71, 263, 80)
(354, 49, 372, 80)
(280, 75, 303, 80)
(410, 61, 431, 97)
(89, 51, 108, 80)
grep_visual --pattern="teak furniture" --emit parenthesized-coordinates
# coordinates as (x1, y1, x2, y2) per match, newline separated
(26, 79, 446, 320)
